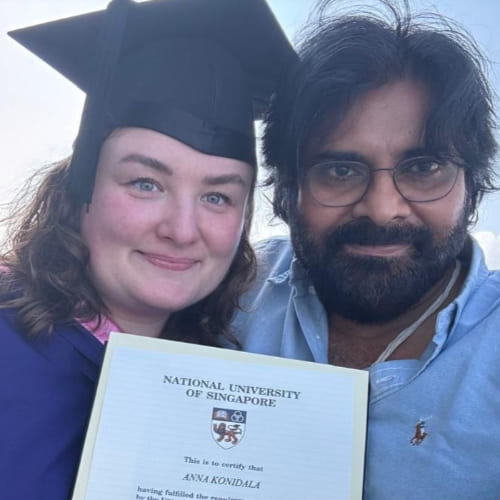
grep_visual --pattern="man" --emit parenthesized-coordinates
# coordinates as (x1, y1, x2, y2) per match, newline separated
(232, 2, 500, 499)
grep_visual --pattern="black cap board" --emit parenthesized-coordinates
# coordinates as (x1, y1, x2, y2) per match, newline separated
(9, 0, 297, 204)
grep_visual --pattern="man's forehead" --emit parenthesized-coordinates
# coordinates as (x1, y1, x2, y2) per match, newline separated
(303, 79, 430, 163)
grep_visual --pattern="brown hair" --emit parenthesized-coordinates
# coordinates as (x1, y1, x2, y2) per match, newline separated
(0, 156, 255, 346)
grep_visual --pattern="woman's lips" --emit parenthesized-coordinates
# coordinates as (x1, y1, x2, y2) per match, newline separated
(344, 243, 411, 257)
(140, 252, 199, 271)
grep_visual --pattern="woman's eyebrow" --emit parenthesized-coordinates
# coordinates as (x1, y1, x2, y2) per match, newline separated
(119, 153, 173, 175)
(119, 154, 247, 186)
(202, 173, 247, 186)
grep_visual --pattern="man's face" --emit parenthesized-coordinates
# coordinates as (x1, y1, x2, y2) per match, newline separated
(291, 79, 468, 322)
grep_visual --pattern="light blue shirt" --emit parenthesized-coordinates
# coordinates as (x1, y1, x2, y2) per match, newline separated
(231, 236, 500, 500)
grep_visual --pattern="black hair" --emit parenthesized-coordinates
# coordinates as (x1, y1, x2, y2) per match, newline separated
(263, 0, 497, 224)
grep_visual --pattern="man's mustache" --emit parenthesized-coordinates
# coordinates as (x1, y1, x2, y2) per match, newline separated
(324, 219, 433, 252)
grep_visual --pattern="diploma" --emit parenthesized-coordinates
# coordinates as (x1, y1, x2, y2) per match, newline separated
(72, 333, 368, 500)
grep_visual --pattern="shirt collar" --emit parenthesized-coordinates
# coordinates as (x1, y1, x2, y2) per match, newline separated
(267, 254, 314, 296)
(435, 235, 491, 344)
(79, 315, 122, 344)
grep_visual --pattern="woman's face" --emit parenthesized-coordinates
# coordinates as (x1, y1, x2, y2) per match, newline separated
(80, 127, 253, 328)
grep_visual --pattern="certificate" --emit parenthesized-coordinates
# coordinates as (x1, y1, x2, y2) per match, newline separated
(72, 333, 368, 500)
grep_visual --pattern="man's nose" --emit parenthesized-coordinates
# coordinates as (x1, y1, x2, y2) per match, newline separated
(351, 169, 412, 225)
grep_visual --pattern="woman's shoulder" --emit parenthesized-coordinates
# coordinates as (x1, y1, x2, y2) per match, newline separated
(0, 305, 103, 374)
(0, 311, 101, 500)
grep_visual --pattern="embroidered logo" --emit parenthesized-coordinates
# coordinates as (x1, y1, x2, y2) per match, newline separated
(211, 408, 246, 449)
(410, 419, 428, 446)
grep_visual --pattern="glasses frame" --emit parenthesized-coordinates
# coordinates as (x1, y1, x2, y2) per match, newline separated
(303, 156, 463, 208)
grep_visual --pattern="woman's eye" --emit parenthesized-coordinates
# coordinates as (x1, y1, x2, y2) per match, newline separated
(131, 178, 161, 192)
(203, 193, 230, 206)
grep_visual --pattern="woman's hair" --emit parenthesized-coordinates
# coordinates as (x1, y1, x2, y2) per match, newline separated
(0, 156, 255, 347)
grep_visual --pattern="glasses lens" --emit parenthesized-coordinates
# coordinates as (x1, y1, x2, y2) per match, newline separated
(306, 161, 369, 207)
(395, 157, 459, 202)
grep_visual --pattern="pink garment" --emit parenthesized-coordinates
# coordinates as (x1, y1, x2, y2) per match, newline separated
(79, 316, 121, 344)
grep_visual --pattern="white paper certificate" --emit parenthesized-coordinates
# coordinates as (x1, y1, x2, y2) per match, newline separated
(72, 333, 368, 500)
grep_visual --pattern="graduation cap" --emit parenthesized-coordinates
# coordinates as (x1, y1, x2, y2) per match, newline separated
(9, 0, 297, 204)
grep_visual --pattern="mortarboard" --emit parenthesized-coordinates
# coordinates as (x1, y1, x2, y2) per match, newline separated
(8, 0, 297, 203)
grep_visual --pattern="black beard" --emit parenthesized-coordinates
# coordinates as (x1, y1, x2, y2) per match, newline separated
(290, 215, 468, 323)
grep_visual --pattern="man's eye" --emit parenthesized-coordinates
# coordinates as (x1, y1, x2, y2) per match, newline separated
(203, 193, 229, 206)
(318, 162, 365, 181)
(400, 159, 441, 176)
(330, 164, 354, 177)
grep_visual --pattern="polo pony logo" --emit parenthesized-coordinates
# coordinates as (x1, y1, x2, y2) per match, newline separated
(211, 408, 246, 449)
(410, 419, 428, 446)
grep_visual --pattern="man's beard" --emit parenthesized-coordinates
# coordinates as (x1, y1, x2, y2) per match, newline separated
(290, 213, 468, 323)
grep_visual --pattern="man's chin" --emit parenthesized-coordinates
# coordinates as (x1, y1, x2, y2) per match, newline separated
(306, 249, 449, 322)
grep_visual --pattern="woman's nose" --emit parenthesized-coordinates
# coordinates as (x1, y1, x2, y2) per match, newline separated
(156, 198, 201, 245)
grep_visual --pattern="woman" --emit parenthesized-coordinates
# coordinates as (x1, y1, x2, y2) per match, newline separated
(0, 1, 295, 498)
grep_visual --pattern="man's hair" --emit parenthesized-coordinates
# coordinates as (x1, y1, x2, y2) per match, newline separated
(263, 0, 497, 224)
(0, 158, 255, 346)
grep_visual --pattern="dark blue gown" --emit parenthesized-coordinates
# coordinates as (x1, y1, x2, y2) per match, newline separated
(0, 308, 104, 500)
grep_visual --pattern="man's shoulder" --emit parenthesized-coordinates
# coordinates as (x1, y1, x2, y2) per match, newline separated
(252, 235, 295, 282)
(234, 236, 295, 314)
(254, 235, 294, 259)
(231, 236, 297, 352)
(459, 264, 500, 321)
(458, 239, 500, 316)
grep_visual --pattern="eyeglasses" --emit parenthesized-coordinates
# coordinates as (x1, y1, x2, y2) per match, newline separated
(303, 156, 462, 207)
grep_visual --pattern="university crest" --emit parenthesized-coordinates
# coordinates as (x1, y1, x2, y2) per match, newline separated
(211, 408, 246, 449)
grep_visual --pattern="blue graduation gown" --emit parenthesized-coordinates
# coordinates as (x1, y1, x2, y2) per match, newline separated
(0, 308, 104, 500)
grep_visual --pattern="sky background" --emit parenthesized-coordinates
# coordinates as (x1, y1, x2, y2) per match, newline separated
(2, 0, 500, 265)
